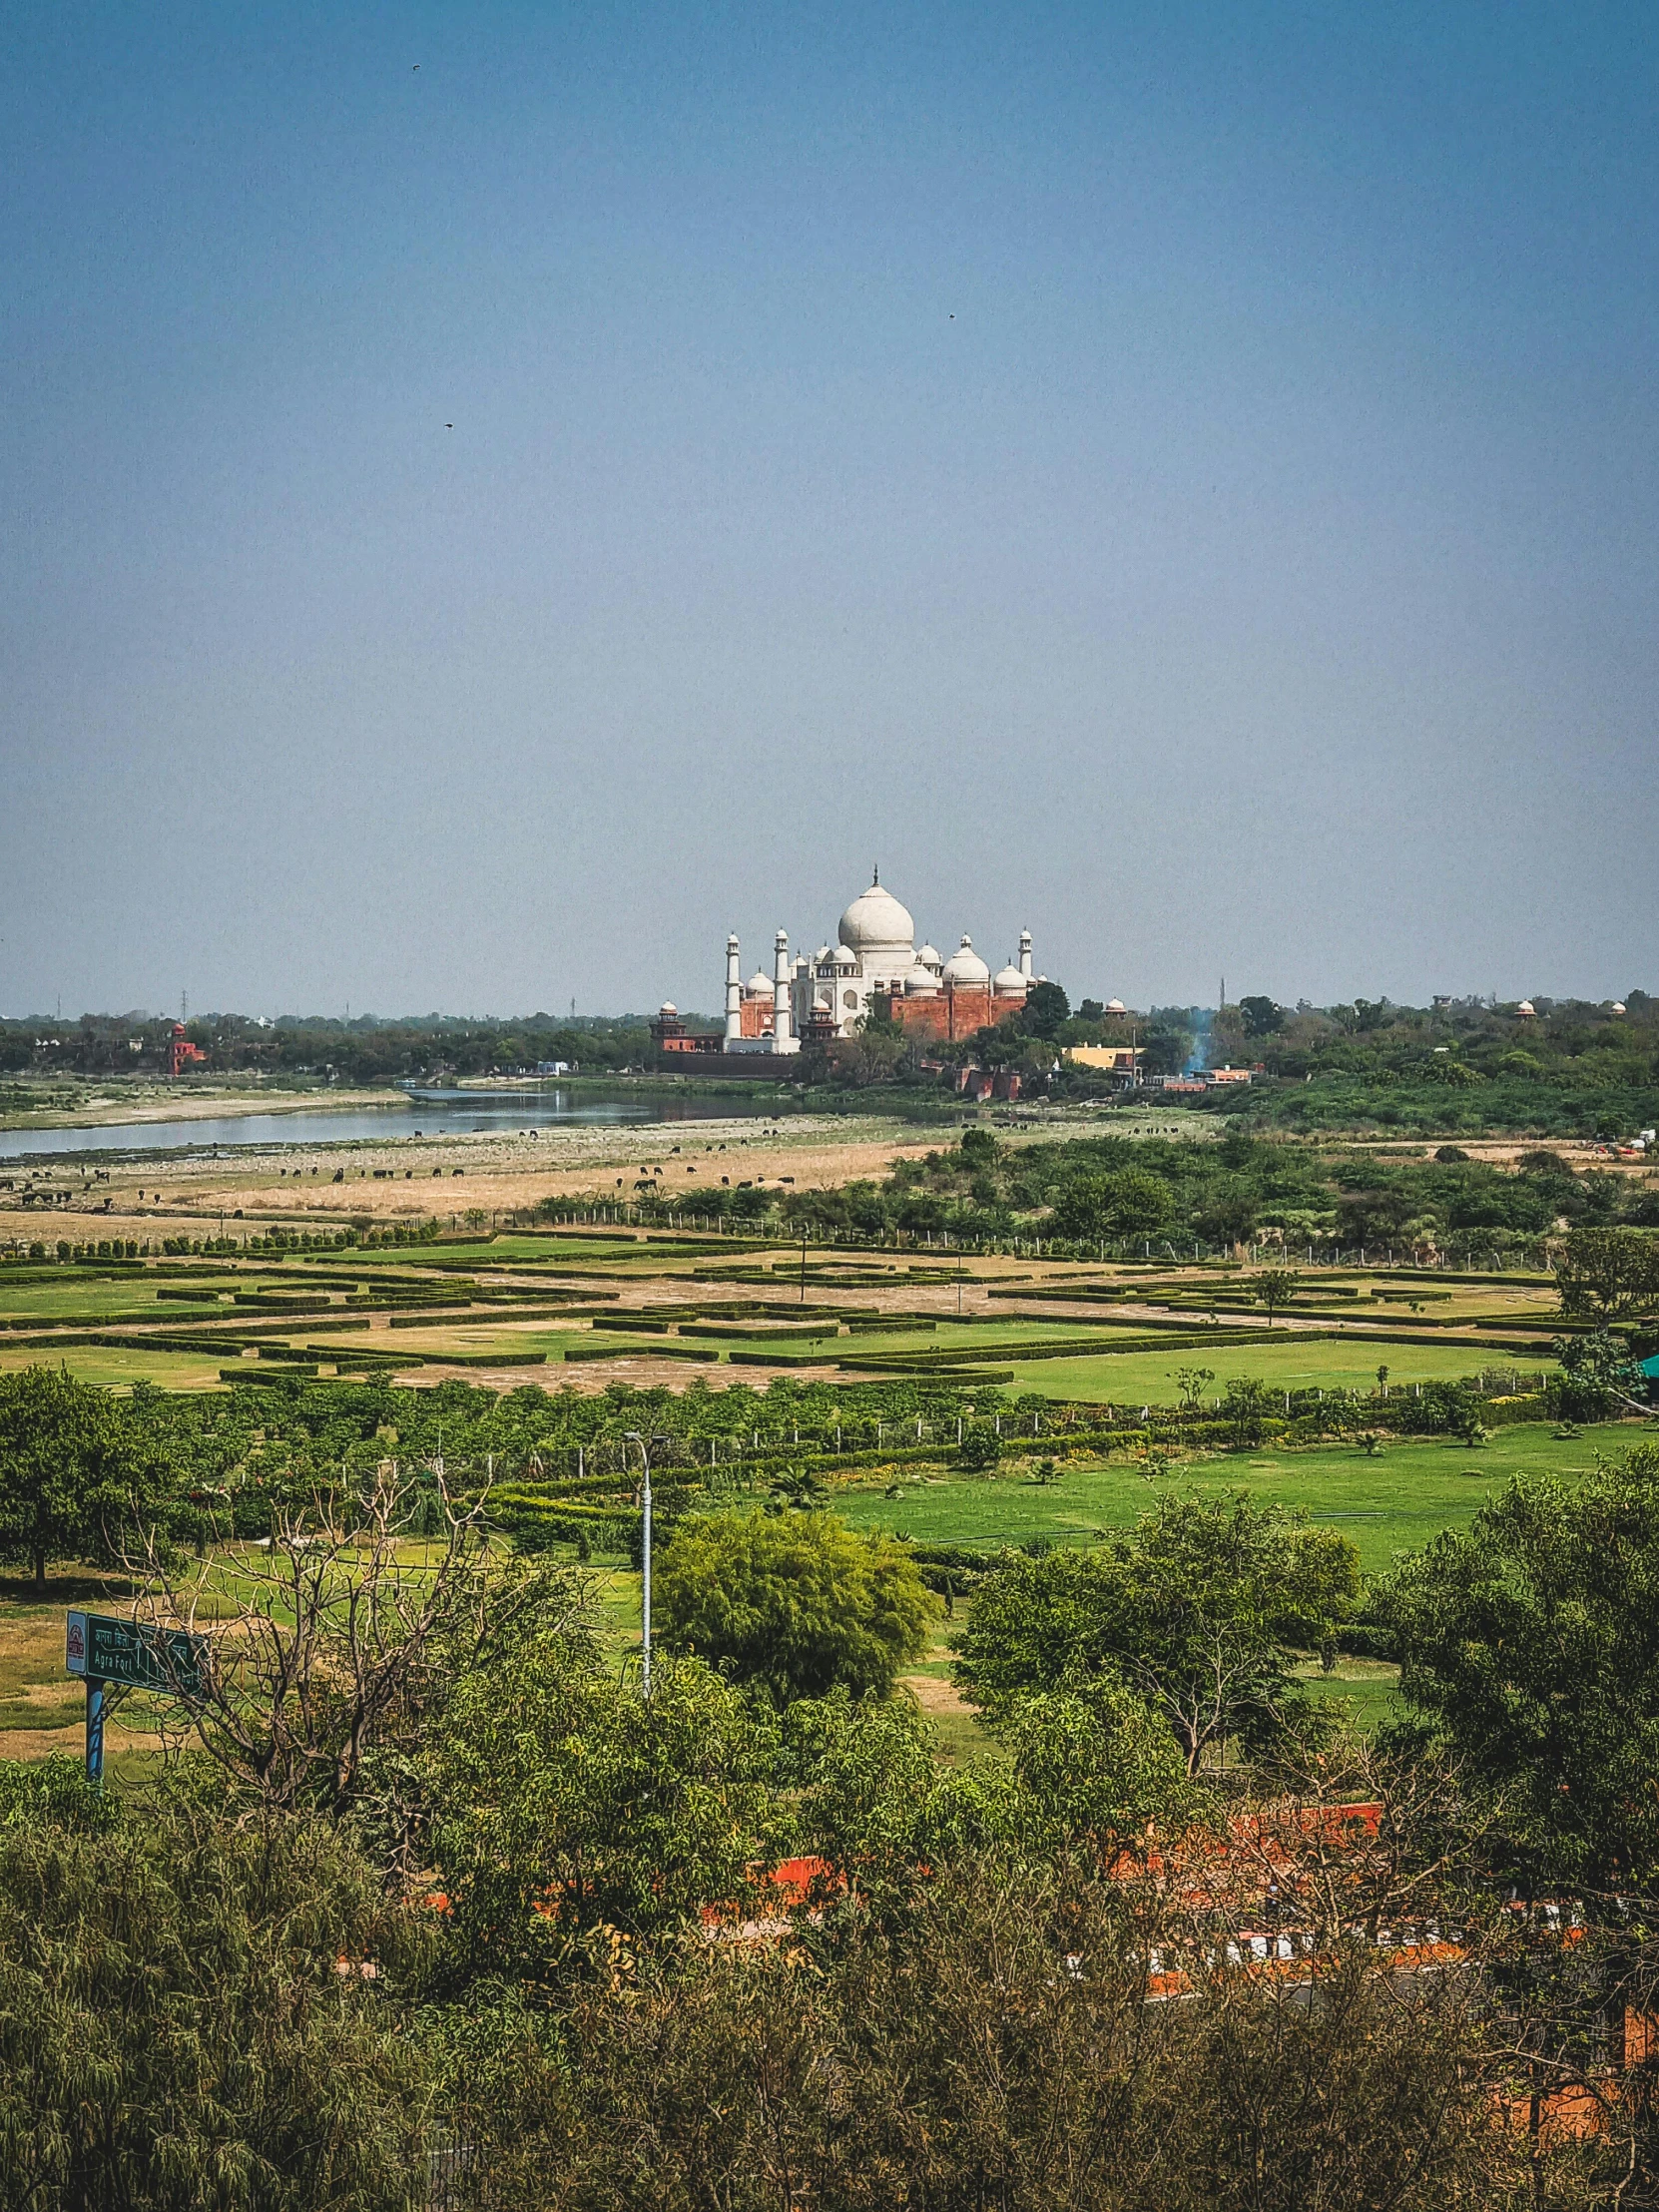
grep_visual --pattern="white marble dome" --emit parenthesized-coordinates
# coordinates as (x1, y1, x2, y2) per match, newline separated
(838, 876, 915, 959)
(746, 970, 773, 996)
(993, 964, 1026, 994)
(1106, 997, 1126, 1014)
(916, 943, 943, 971)
(942, 935, 990, 986)
(904, 962, 941, 995)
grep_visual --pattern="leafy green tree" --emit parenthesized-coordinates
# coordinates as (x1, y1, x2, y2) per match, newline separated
(1053, 1170, 1175, 1242)
(956, 1419, 1002, 1471)
(0, 1365, 169, 1593)
(0, 1779, 434, 2209)
(1220, 1375, 1274, 1445)
(428, 1639, 782, 1979)
(957, 1126, 998, 1169)
(1556, 1227, 1659, 1323)
(1550, 1329, 1643, 1421)
(951, 1678, 1206, 1856)
(655, 1510, 936, 1704)
(1380, 1451, 1659, 1886)
(1020, 979, 1070, 1039)
(1252, 1267, 1301, 1324)
(955, 1497, 1360, 1774)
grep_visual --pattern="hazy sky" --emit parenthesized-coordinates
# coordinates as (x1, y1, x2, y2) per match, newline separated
(3, 2, 1655, 1019)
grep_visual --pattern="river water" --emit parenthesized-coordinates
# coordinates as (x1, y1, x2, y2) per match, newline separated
(0, 1088, 782, 1164)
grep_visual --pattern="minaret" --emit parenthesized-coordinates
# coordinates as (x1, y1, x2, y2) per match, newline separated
(772, 928, 797, 1051)
(725, 934, 742, 1047)
(1018, 929, 1034, 980)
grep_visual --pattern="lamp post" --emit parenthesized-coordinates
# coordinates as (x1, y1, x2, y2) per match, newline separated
(625, 1429, 652, 1695)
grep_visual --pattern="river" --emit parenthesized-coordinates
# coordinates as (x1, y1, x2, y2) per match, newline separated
(0, 1088, 783, 1164)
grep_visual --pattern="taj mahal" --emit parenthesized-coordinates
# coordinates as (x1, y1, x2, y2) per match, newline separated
(650, 871, 1039, 1062)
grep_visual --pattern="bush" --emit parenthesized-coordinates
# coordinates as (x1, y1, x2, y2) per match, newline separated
(956, 1419, 1003, 1471)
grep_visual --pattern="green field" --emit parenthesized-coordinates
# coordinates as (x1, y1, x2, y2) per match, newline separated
(0, 1343, 232, 1388)
(831, 1420, 1635, 1572)
(1015, 1337, 1549, 1403)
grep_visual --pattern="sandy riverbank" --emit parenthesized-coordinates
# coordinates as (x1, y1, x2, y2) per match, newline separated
(0, 1109, 1112, 1242)
(0, 1083, 397, 1133)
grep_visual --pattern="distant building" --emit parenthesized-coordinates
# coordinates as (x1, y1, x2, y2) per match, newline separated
(650, 871, 1042, 1064)
(166, 1023, 206, 1077)
(1064, 1045, 1142, 1079)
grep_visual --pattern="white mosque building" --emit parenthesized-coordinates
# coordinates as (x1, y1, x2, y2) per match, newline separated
(651, 871, 1038, 1059)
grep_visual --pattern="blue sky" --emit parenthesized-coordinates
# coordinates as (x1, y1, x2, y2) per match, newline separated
(2, 2, 1655, 1016)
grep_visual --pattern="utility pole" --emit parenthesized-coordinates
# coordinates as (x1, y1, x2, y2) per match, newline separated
(625, 1430, 652, 1695)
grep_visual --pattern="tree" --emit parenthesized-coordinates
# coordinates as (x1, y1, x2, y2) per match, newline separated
(428, 1645, 782, 1978)
(131, 1461, 551, 1839)
(1219, 1375, 1275, 1446)
(1555, 1227, 1659, 1323)
(1238, 994, 1281, 1036)
(1380, 1451, 1659, 1887)
(1253, 1267, 1301, 1324)
(1021, 979, 1070, 1039)
(955, 1678, 1205, 1854)
(1053, 1170, 1175, 1243)
(0, 1366, 168, 1593)
(0, 1780, 434, 2209)
(958, 1126, 998, 1169)
(1551, 1330, 1645, 1422)
(655, 1510, 936, 1704)
(954, 1497, 1361, 1775)
(956, 1419, 1002, 1471)
(1173, 1366, 1215, 1412)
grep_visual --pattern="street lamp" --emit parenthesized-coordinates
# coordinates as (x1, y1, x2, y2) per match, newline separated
(624, 1430, 652, 1696)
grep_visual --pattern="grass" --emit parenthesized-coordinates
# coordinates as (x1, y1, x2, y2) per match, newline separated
(829, 1420, 1639, 1573)
(1015, 1337, 1550, 1403)
(0, 1344, 233, 1388)
(0, 1279, 238, 1318)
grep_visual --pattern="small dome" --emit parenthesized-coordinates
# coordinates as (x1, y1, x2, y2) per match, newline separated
(942, 935, 990, 987)
(659, 1002, 678, 1016)
(814, 945, 832, 963)
(746, 970, 773, 996)
(1106, 997, 1126, 1014)
(838, 875, 915, 959)
(904, 963, 941, 996)
(1516, 1000, 1536, 1017)
(916, 943, 943, 970)
(993, 964, 1026, 994)
(1612, 1001, 1627, 1015)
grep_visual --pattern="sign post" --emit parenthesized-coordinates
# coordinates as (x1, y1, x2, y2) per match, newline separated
(65, 1611, 208, 1785)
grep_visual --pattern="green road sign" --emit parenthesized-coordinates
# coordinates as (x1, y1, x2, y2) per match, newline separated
(65, 1610, 207, 1698)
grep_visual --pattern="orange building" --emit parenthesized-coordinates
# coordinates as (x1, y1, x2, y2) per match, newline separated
(166, 1023, 207, 1077)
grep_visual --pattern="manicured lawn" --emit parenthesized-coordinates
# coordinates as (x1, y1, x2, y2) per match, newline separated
(1016, 1337, 1549, 1405)
(0, 1343, 231, 1389)
(830, 1421, 1639, 1573)
(0, 1279, 236, 1319)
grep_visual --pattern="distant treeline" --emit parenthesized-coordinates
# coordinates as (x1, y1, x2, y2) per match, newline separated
(5, 990, 1658, 1137)
(0, 1011, 670, 1083)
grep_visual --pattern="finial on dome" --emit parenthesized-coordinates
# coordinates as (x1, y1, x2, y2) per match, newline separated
(872, 863, 879, 885)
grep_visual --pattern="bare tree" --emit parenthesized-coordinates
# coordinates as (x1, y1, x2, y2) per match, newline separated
(125, 1460, 583, 1850)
